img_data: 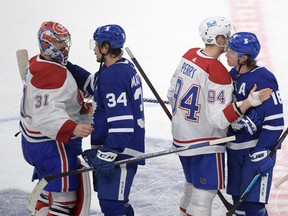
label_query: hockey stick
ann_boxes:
[16,49,29,80]
[28,136,235,211]
[143,98,169,104]
[226,127,288,216]
[274,174,288,188]
[125,47,172,120]
[15,49,29,137]
[125,46,234,211]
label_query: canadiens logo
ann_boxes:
[52,22,69,34]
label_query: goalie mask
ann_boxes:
[38,21,71,65]
[199,16,233,46]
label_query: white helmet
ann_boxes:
[199,16,232,45]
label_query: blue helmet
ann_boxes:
[93,24,126,49]
[228,32,261,60]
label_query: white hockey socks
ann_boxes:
[179,181,193,215]
[186,185,217,216]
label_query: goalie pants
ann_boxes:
[21,135,82,192]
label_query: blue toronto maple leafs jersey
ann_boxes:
[227,66,284,156]
[67,58,145,164]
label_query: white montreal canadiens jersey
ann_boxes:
[20,55,83,143]
[167,48,236,156]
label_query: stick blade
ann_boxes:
[16,49,29,80]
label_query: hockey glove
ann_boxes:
[249,150,275,176]
[231,109,262,135]
[82,148,98,162]
[82,148,117,176]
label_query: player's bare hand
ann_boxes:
[248,84,272,107]
[73,124,94,137]
[258,87,273,103]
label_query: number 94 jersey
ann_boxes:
[167,48,237,156]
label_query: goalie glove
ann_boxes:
[231,109,262,135]
[249,149,275,176]
[82,148,117,176]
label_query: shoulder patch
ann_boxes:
[30,57,67,89]
[207,61,232,85]
[182,49,232,85]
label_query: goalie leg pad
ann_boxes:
[49,191,77,216]
[73,163,91,216]
[35,207,49,216]
[33,190,49,216]
[186,185,217,216]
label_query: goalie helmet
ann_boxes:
[93,24,126,49]
[228,32,261,61]
[199,16,232,45]
[38,21,71,65]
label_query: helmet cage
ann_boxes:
[38,22,71,65]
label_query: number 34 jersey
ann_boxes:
[67,58,145,162]
[167,48,239,156]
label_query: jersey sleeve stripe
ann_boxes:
[108,128,134,133]
[264,113,284,121]
[262,125,284,131]
[107,115,134,122]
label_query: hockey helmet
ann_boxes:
[199,16,233,45]
[228,32,261,61]
[38,21,71,65]
[93,24,126,49]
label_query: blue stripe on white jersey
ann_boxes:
[20,121,52,143]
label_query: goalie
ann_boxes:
[19,21,94,216]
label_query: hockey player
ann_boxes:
[167,16,272,216]
[20,21,94,216]
[226,32,284,216]
[66,24,145,216]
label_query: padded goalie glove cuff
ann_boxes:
[249,150,275,176]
